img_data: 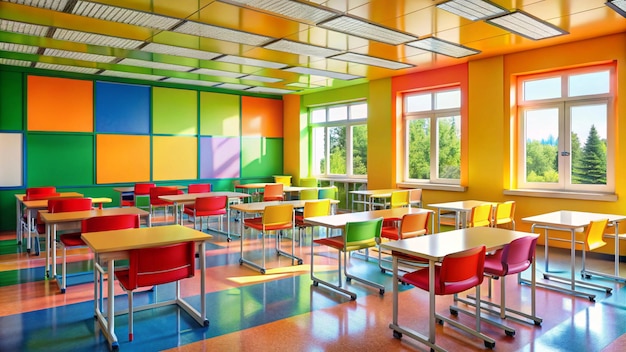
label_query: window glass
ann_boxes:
[351,125,368,175]
[406,93,431,112]
[437,115,461,179]
[523,108,559,183]
[328,126,346,174]
[311,109,326,123]
[406,119,430,179]
[570,104,607,185]
[350,103,367,120]
[435,90,461,110]
[569,71,610,97]
[311,127,325,175]
[328,106,348,121]
[523,77,561,101]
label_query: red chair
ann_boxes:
[400,246,495,348]
[34,198,93,256]
[121,183,155,207]
[149,186,183,221]
[59,214,140,293]
[378,212,430,273]
[183,196,228,232]
[115,241,196,341]
[188,183,211,193]
[22,187,59,246]
[263,183,284,201]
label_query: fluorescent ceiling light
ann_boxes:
[141,43,221,61]
[100,70,164,81]
[286,82,322,88]
[246,86,295,95]
[215,55,288,69]
[222,0,337,24]
[0,58,31,67]
[174,21,272,46]
[242,75,283,83]
[216,83,251,90]
[485,10,568,40]
[0,19,49,36]
[53,29,143,49]
[436,0,508,21]
[406,37,480,58]
[331,52,413,70]
[0,42,39,54]
[606,0,626,18]
[35,62,99,74]
[319,15,417,45]
[263,39,341,57]
[43,48,116,62]
[193,68,245,78]
[7,0,69,11]
[72,1,180,30]
[164,77,220,87]
[117,58,193,72]
[284,66,363,80]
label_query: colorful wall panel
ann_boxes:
[241,96,283,137]
[27,76,93,132]
[153,136,197,181]
[153,87,198,135]
[0,133,22,186]
[95,82,150,134]
[96,134,150,184]
[0,71,23,131]
[200,92,240,136]
[200,137,240,179]
[241,137,283,178]
[26,134,94,187]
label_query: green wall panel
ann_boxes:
[200,92,240,136]
[152,87,198,135]
[0,189,20,233]
[0,70,24,130]
[27,134,94,187]
[241,137,283,178]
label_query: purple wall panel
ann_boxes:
[200,137,240,179]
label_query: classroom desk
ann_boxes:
[234,183,268,201]
[158,191,251,239]
[349,189,402,211]
[521,210,626,301]
[381,227,537,352]
[81,225,210,350]
[39,207,151,285]
[113,185,187,206]
[15,192,84,252]
[304,207,434,299]
[428,200,493,232]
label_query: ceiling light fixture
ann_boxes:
[216,83,251,90]
[406,37,480,58]
[35,62,99,74]
[0,58,31,67]
[174,21,272,46]
[43,48,116,63]
[436,0,508,21]
[215,55,288,69]
[100,70,164,81]
[141,43,221,61]
[8,0,70,11]
[117,58,194,72]
[246,86,295,95]
[485,10,568,40]
[0,19,49,36]
[0,42,39,54]
[72,1,180,30]
[286,82,322,89]
[221,0,337,24]
[241,75,283,83]
[164,77,220,87]
[193,68,245,78]
[284,66,363,80]
[606,0,626,18]
[318,15,417,45]
[53,29,143,49]
[263,39,342,58]
[330,52,413,70]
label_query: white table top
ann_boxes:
[521,210,626,229]
[159,191,251,203]
[230,199,339,214]
[350,189,403,196]
[428,200,493,211]
[305,208,432,229]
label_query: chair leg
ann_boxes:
[128,291,134,341]
[61,246,67,293]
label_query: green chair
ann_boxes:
[318,186,337,200]
[299,188,318,200]
[299,177,318,187]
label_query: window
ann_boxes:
[403,88,461,184]
[310,101,367,177]
[517,65,614,192]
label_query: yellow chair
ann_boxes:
[295,199,331,241]
[581,218,609,274]
[468,203,493,228]
[389,190,410,208]
[299,177,318,187]
[241,204,301,274]
[273,175,292,186]
[492,201,516,230]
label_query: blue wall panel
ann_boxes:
[95,81,150,134]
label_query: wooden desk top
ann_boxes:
[16,192,83,202]
[381,227,537,261]
[159,191,252,203]
[305,208,432,229]
[235,183,270,190]
[39,207,149,224]
[23,197,112,209]
[113,185,187,193]
[427,200,494,211]
[230,199,339,214]
[521,210,626,229]
[82,225,211,253]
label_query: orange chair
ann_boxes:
[263,183,284,201]
[188,183,211,193]
[121,183,155,207]
[34,197,93,257]
[59,214,140,293]
[149,186,183,221]
[378,212,430,273]
[183,195,228,232]
[401,246,494,348]
[409,189,423,208]
[115,241,196,341]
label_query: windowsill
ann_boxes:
[397,182,466,192]
[503,189,618,201]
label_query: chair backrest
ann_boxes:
[124,241,195,290]
[262,204,294,229]
[299,178,318,187]
[345,218,383,250]
[585,218,609,251]
[188,183,211,193]
[493,201,515,227]
[497,236,538,275]
[26,186,57,197]
[48,198,93,213]
[303,199,331,218]
[438,245,486,295]
[318,186,337,200]
[390,191,410,208]
[469,203,493,227]
[399,212,430,239]
[134,183,155,195]
[82,214,141,233]
[409,189,422,207]
[150,186,183,204]
[195,195,228,211]
[263,183,284,201]
[299,188,319,200]
[273,175,291,186]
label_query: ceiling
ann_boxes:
[1,0,625,95]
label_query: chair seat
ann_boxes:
[484,251,530,276]
[314,235,377,252]
[59,232,85,247]
[244,217,292,231]
[402,266,482,295]
[381,226,400,240]
[121,200,134,206]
